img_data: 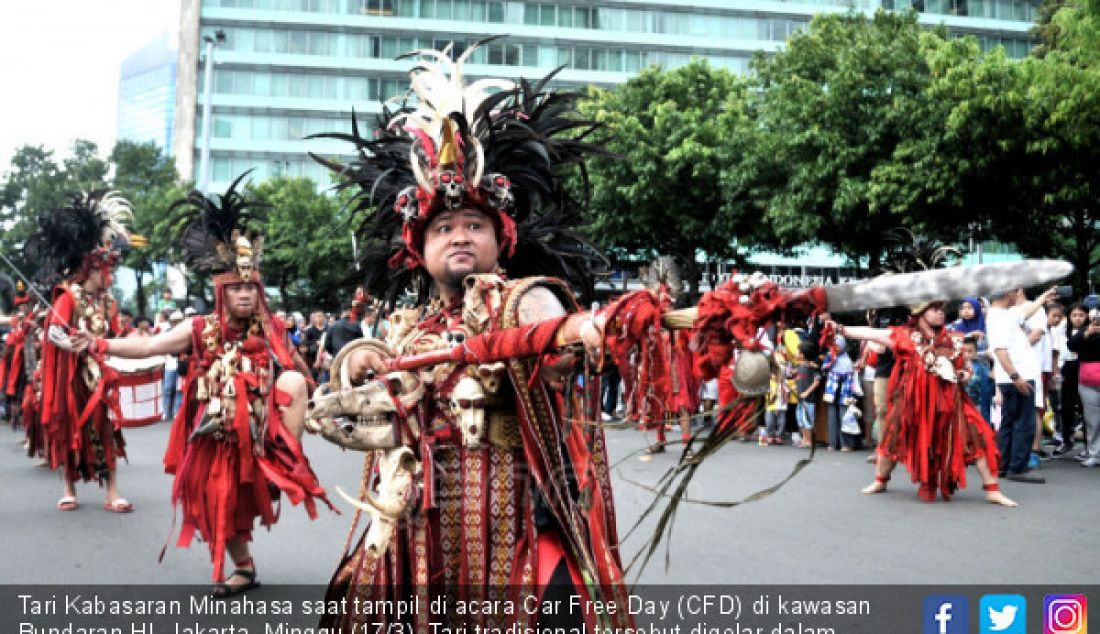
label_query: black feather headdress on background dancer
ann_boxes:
[169,171,267,284]
[310,37,612,305]
[26,191,133,288]
[166,172,295,366]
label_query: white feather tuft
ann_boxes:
[93,191,133,246]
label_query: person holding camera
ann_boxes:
[1067,310,1100,467]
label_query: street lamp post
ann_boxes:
[198,29,227,194]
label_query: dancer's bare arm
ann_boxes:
[833,324,893,349]
[69,321,193,357]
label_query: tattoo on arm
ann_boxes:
[517,286,566,326]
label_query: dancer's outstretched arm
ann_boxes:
[835,324,893,349]
[69,321,192,357]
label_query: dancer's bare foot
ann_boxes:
[984,484,1017,507]
[861,481,887,494]
[862,474,889,494]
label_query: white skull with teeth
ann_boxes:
[450,376,487,448]
[475,362,507,395]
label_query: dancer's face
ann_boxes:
[1070,307,1088,328]
[422,208,499,295]
[224,282,260,320]
[920,303,946,328]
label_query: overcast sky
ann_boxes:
[0,0,180,169]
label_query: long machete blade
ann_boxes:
[824,259,1074,313]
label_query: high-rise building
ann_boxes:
[174,0,1038,192]
[118,33,178,154]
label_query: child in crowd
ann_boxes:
[764,349,794,445]
[795,342,822,448]
[963,336,993,426]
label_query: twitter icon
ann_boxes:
[981,595,1027,634]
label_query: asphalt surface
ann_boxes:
[0,419,1096,586]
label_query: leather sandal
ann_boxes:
[212,566,260,598]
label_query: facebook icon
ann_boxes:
[924,595,970,634]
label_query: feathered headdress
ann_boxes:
[27,190,133,286]
[880,229,962,318]
[311,37,611,304]
[645,256,683,304]
[169,171,267,285]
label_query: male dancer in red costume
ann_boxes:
[71,177,332,595]
[29,192,135,513]
[1,282,33,431]
[308,42,631,632]
[836,295,1058,506]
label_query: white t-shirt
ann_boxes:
[1050,321,1068,367]
[1025,307,1051,372]
[986,305,1039,383]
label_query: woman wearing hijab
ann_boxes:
[951,297,994,423]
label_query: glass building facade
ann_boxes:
[118,34,177,153]
[178,0,1039,191]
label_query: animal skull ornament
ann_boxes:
[437,170,465,210]
[234,236,256,282]
[334,446,418,561]
[481,173,514,211]
[461,274,504,335]
[474,362,507,395]
[394,186,420,223]
[450,376,487,448]
[732,348,772,396]
[305,371,423,451]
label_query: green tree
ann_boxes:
[0,140,109,279]
[0,145,65,275]
[109,140,183,314]
[578,59,754,293]
[63,139,109,192]
[872,0,1100,292]
[1012,0,1100,291]
[868,37,1027,247]
[249,176,352,310]
[744,11,939,269]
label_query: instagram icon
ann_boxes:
[1045,595,1088,634]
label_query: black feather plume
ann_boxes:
[168,171,268,275]
[311,59,614,304]
[26,190,131,286]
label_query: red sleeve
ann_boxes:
[888,326,916,359]
[40,289,76,430]
[107,301,121,336]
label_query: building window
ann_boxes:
[539,3,556,26]
[212,158,232,181]
[213,118,233,138]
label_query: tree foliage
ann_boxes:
[110,140,185,314]
[579,59,752,291]
[248,176,353,310]
[871,0,1100,292]
[743,11,939,269]
[0,140,109,278]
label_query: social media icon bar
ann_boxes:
[980,595,1026,634]
[1045,594,1088,634]
[925,595,970,634]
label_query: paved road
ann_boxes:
[1,420,1095,586]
